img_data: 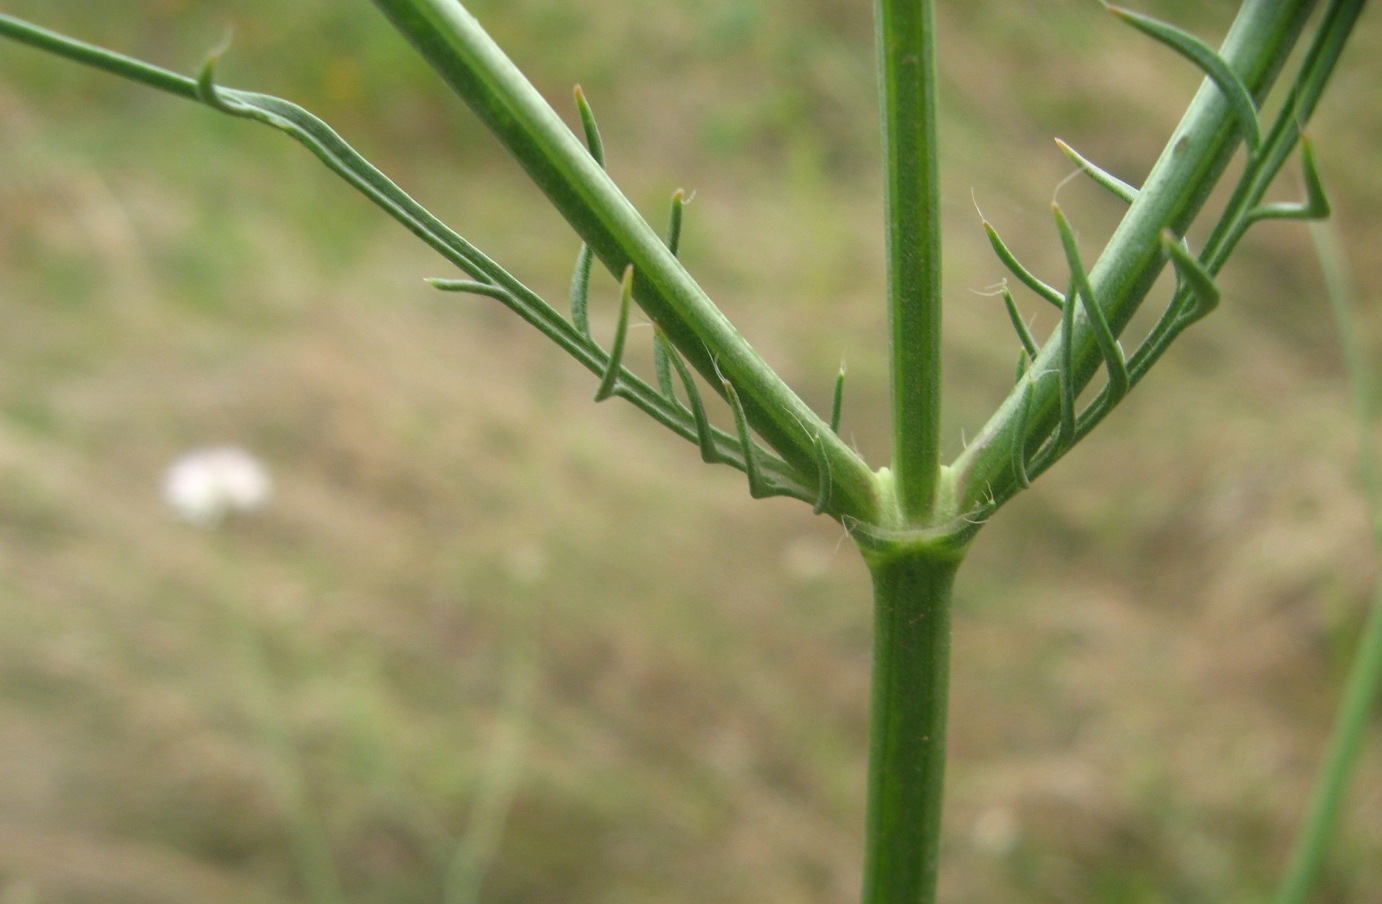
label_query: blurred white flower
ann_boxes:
[163,446,272,527]
[970,804,1020,856]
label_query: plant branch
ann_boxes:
[0,8,874,519]
[1027,0,1360,512]
[953,0,1321,515]
[369,0,882,523]
[875,0,943,525]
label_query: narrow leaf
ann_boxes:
[657,327,718,463]
[1012,376,1035,490]
[1107,3,1262,154]
[193,38,235,108]
[1162,230,1221,324]
[653,329,676,400]
[812,436,833,516]
[1001,284,1040,361]
[569,245,595,337]
[1246,134,1331,222]
[666,189,688,257]
[572,85,605,167]
[1058,278,1076,451]
[983,220,1066,309]
[1053,204,1129,404]
[426,277,510,301]
[568,86,605,338]
[830,362,847,436]
[721,372,768,499]
[594,265,635,402]
[1055,138,1139,203]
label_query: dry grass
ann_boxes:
[0,1,1379,902]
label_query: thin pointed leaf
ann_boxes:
[594,266,634,402]
[1053,204,1129,404]
[1000,284,1040,360]
[653,330,676,400]
[572,85,605,167]
[655,334,805,495]
[567,86,606,338]
[1108,3,1262,154]
[569,244,595,337]
[1055,138,1139,203]
[657,327,718,463]
[1162,230,1221,324]
[426,277,510,301]
[1246,134,1332,222]
[830,362,847,436]
[1014,349,1028,384]
[721,373,768,499]
[665,189,687,257]
[983,220,1066,309]
[1058,278,1077,451]
[1297,135,1331,218]
[194,39,234,106]
[1012,377,1035,490]
[812,437,833,516]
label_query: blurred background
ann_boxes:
[1,1,1379,902]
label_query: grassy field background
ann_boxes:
[1,1,1380,902]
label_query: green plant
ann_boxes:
[0,1,1374,902]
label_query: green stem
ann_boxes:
[1272,222,1382,904]
[860,542,963,904]
[876,0,943,524]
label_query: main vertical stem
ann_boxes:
[876,0,943,523]
[861,544,962,904]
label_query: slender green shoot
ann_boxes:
[875,0,943,524]
[1272,221,1382,904]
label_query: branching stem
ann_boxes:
[954,0,1322,514]
[369,0,882,523]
